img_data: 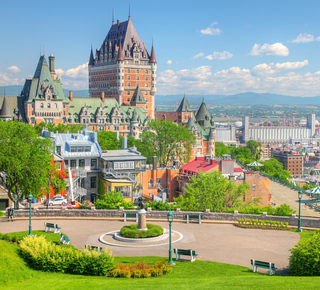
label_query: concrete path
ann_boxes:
[0,219,299,271]
[269,179,320,217]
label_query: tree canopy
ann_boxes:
[0,121,53,202]
[34,122,84,136]
[261,158,291,182]
[174,171,250,211]
[98,131,121,150]
[139,119,196,166]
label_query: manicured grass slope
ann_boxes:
[0,240,319,290]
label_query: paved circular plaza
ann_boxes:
[0,218,299,270]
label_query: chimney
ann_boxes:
[101,91,105,101]
[153,155,157,170]
[122,137,127,149]
[69,91,73,101]
[49,54,56,79]
[117,19,120,27]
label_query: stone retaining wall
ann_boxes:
[13,207,320,228]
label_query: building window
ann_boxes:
[253,184,256,191]
[157,178,161,184]
[127,91,130,95]
[56,146,61,156]
[90,176,97,188]
[54,103,57,108]
[48,103,50,108]
[136,69,139,73]
[79,159,85,167]
[127,69,130,73]
[127,82,130,87]
[145,83,148,87]
[145,70,148,74]
[40,103,44,108]
[136,76,139,80]
[91,159,97,169]
[70,160,76,168]
[145,76,148,80]
[127,98,130,102]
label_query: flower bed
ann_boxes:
[120,224,163,238]
[237,218,289,230]
[110,261,172,278]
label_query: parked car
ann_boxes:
[48,197,67,206]
[43,195,64,205]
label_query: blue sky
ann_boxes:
[2,0,320,97]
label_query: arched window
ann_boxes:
[47,103,50,108]
[40,103,44,108]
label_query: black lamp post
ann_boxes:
[167,210,175,266]
[296,190,303,232]
[28,193,34,237]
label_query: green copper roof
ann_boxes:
[177,95,191,112]
[131,85,146,104]
[23,55,67,102]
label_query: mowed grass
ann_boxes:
[0,230,319,289]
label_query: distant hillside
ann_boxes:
[0,85,89,98]
[156,92,320,106]
[1,86,320,106]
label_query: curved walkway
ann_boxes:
[0,219,299,271]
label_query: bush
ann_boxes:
[0,211,5,217]
[110,260,172,278]
[144,201,177,211]
[120,224,163,239]
[78,200,94,209]
[290,231,320,276]
[19,236,114,276]
[94,190,134,209]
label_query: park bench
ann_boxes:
[123,212,138,222]
[85,245,103,254]
[185,214,202,224]
[174,249,198,262]
[60,233,70,245]
[251,259,276,275]
[44,222,61,233]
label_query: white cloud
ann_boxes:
[6,66,21,73]
[166,60,173,65]
[205,51,233,60]
[0,71,20,86]
[250,43,289,56]
[200,22,222,35]
[290,33,320,43]
[193,51,233,60]
[252,60,308,76]
[192,53,204,59]
[157,63,320,97]
[56,62,88,90]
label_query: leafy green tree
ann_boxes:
[246,140,263,160]
[94,190,134,209]
[261,158,292,182]
[174,171,250,211]
[97,131,121,150]
[215,142,232,157]
[34,122,84,136]
[0,121,53,203]
[140,119,196,166]
[302,184,316,190]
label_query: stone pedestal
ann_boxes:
[137,208,147,231]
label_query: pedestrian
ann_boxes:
[8,206,14,222]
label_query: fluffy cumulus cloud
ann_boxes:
[290,33,320,43]
[250,43,289,56]
[56,62,88,90]
[252,60,308,76]
[193,51,233,60]
[166,60,173,65]
[0,71,20,86]
[157,62,320,97]
[199,22,222,35]
[6,66,21,73]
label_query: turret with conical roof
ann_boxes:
[196,100,212,128]
[177,94,191,112]
[89,47,94,65]
[150,44,157,63]
[0,97,12,120]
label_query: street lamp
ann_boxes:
[28,193,34,237]
[296,190,303,233]
[167,210,175,266]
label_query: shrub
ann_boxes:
[144,201,177,211]
[79,200,94,209]
[110,260,172,278]
[0,211,5,217]
[120,224,163,239]
[290,231,320,276]
[19,236,114,276]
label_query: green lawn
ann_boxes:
[0,230,319,289]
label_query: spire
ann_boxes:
[149,42,157,63]
[128,4,131,21]
[131,85,146,104]
[117,41,124,61]
[177,94,191,112]
[0,97,12,118]
[89,46,94,65]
